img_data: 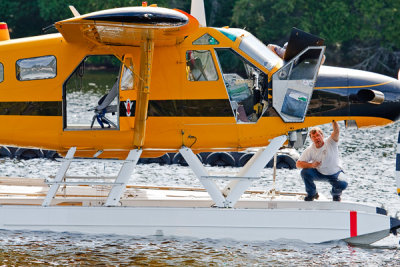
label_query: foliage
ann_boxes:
[232,0,400,76]
[0,0,399,76]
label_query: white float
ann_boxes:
[0,135,398,245]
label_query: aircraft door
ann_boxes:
[119,54,135,120]
[272,47,325,122]
[215,48,269,123]
[63,55,121,130]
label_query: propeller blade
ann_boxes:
[190,0,206,27]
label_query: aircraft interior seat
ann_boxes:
[91,78,119,128]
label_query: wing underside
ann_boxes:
[55,6,199,46]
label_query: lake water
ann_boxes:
[0,121,399,265]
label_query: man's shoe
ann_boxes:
[333,196,341,202]
[304,193,319,201]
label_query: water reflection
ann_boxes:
[0,230,398,266]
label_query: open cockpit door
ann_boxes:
[272,46,325,122]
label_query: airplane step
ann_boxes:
[200,175,261,180]
[46,181,124,186]
[56,158,133,163]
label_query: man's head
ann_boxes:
[309,127,324,148]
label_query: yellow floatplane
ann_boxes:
[0,1,399,244]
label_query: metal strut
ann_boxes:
[180,135,287,208]
[42,147,142,207]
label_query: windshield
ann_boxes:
[217,28,280,71]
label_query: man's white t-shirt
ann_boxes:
[299,136,342,175]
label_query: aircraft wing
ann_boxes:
[55,6,199,46]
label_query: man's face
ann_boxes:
[310,131,324,148]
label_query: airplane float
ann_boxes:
[0,1,399,245]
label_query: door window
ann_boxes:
[272,47,325,122]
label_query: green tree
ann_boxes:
[0,0,46,38]
[232,0,400,76]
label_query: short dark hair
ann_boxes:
[309,127,323,137]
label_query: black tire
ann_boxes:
[0,146,12,158]
[265,154,297,169]
[43,150,61,159]
[172,153,203,166]
[205,152,235,167]
[238,153,254,167]
[276,154,297,169]
[143,153,171,165]
[14,148,44,160]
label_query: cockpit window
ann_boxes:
[186,50,218,81]
[217,28,279,71]
[0,63,3,83]
[215,48,268,123]
[193,33,219,45]
[239,34,280,71]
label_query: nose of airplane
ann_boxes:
[312,65,400,124]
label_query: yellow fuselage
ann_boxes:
[0,27,393,158]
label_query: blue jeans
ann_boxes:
[300,168,347,197]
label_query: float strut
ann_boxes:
[42,147,76,206]
[105,149,142,206]
[180,135,287,208]
[223,135,287,205]
[180,147,226,207]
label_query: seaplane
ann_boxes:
[0,0,399,245]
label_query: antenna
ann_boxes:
[190,0,206,27]
[69,5,81,17]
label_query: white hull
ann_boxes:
[0,202,392,245]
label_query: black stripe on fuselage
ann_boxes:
[119,99,233,117]
[0,93,397,122]
[0,101,62,116]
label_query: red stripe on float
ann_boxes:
[0,24,8,29]
[350,211,357,237]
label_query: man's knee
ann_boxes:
[300,168,315,179]
[339,180,348,190]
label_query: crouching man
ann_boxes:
[296,120,348,201]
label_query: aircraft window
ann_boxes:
[193,34,219,45]
[0,63,3,83]
[120,66,134,90]
[215,48,268,123]
[186,50,218,81]
[63,55,121,130]
[16,55,56,81]
[239,34,280,71]
[217,28,248,42]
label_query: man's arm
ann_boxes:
[296,160,321,169]
[331,120,339,142]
